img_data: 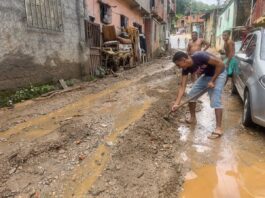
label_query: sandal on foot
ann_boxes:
[208,132,223,139]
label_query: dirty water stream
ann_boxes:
[179,92,265,198]
[1,59,265,197]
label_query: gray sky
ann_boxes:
[195,0,225,5]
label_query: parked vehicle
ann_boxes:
[233,28,265,127]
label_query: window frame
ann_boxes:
[100,2,112,24]
[25,0,64,32]
[261,30,265,60]
[120,15,129,28]
[240,34,257,58]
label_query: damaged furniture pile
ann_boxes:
[101,25,146,72]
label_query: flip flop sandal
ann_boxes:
[208,132,223,139]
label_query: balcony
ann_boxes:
[123,0,150,15]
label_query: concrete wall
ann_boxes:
[0,0,88,91]
[135,0,150,13]
[216,1,235,49]
[204,12,216,45]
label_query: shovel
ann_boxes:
[164,87,209,121]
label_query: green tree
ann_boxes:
[176,0,216,15]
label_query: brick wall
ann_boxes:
[0,0,89,91]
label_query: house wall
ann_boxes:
[204,11,217,46]
[0,0,88,91]
[85,0,145,34]
[252,0,265,25]
[216,1,235,50]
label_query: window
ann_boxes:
[120,15,129,28]
[100,3,112,24]
[241,34,257,57]
[241,35,253,52]
[150,0,155,8]
[25,0,63,32]
[133,22,142,33]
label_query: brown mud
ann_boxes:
[1,57,265,198]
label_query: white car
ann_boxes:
[233,28,265,128]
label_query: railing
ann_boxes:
[84,21,101,48]
[252,0,265,23]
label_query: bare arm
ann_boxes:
[187,42,192,55]
[174,75,188,105]
[207,56,225,84]
[202,39,210,51]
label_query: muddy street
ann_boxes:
[0,59,265,198]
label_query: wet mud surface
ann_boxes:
[1,58,265,198]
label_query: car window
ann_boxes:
[261,30,265,60]
[241,34,253,52]
[243,35,257,58]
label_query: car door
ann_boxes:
[234,34,256,97]
[234,34,253,97]
[239,34,257,85]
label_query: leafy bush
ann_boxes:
[0,84,56,107]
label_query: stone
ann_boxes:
[106,141,114,147]
[59,149,65,154]
[9,167,17,174]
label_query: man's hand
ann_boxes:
[172,103,180,112]
[208,81,215,88]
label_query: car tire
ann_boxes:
[242,90,253,127]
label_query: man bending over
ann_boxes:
[172,51,226,139]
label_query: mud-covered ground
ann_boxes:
[0,58,188,197]
[1,57,265,198]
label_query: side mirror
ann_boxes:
[236,53,253,65]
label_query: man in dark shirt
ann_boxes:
[171,51,226,139]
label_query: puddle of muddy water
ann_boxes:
[180,92,265,198]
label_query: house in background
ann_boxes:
[201,8,222,47]
[0,0,174,91]
[175,14,205,37]
[215,0,252,50]
[0,0,90,91]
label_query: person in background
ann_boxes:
[222,30,238,84]
[187,31,210,82]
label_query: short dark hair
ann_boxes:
[192,31,198,35]
[223,30,231,35]
[172,51,188,63]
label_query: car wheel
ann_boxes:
[242,90,253,127]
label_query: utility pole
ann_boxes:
[190,0,193,33]
[213,0,221,47]
[250,0,254,26]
